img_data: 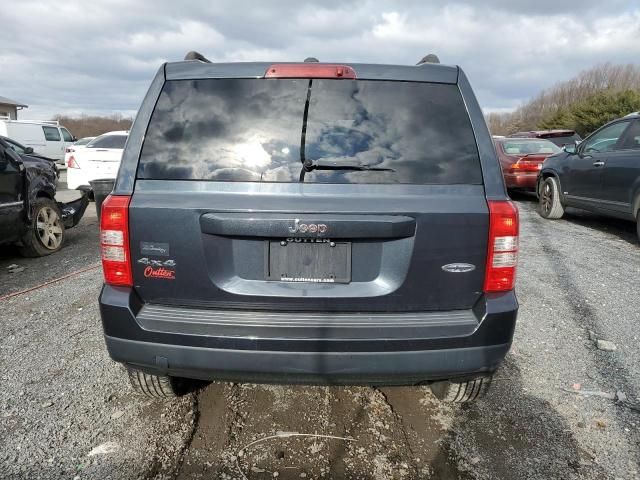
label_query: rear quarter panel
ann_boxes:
[457,70,508,201]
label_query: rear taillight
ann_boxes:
[100,195,132,287]
[484,200,519,292]
[67,155,80,169]
[509,159,543,173]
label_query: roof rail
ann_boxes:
[184,51,211,63]
[416,54,440,65]
[0,118,60,126]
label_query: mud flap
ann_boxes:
[58,192,89,229]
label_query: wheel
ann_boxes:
[19,198,65,257]
[538,177,565,219]
[126,367,185,399]
[429,376,492,403]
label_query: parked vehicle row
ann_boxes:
[494,114,640,241]
[0,117,76,163]
[536,112,640,240]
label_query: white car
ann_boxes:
[66,131,128,191]
[0,117,75,163]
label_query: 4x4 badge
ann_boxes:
[138,257,176,267]
[442,263,475,273]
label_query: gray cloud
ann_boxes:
[0,0,638,119]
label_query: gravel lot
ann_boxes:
[1,185,638,479]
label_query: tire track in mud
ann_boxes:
[176,384,469,479]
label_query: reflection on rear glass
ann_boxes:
[138,78,482,185]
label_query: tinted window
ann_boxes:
[74,137,94,146]
[501,140,560,155]
[60,128,73,142]
[582,121,630,153]
[87,135,127,149]
[138,79,482,184]
[4,137,26,154]
[42,126,61,141]
[620,120,640,150]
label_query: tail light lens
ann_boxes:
[67,155,79,169]
[484,200,519,292]
[100,195,132,287]
[509,159,543,173]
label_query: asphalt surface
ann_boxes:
[1,184,639,479]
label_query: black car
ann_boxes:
[538,113,640,240]
[0,136,88,256]
[98,53,519,403]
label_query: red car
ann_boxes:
[493,137,561,191]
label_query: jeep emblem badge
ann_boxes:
[442,263,476,273]
[288,219,327,235]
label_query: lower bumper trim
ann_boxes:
[105,335,510,385]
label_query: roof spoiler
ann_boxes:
[184,51,212,63]
[416,54,440,65]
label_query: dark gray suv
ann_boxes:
[98,54,519,402]
[538,112,640,241]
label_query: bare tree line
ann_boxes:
[487,63,640,135]
[53,113,133,139]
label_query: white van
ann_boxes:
[0,117,75,163]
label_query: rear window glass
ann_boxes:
[87,135,127,149]
[501,140,560,155]
[137,79,482,184]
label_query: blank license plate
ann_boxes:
[267,240,351,283]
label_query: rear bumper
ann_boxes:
[99,286,517,385]
[504,172,538,190]
[65,168,90,191]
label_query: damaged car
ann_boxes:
[0,136,88,256]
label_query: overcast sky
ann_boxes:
[1,0,639,120]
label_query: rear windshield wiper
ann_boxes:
[299,159,395,182]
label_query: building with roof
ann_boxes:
[0,96,28,120]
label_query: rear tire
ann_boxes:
[430,376,492,403]
[19,198,65,257]
[538,177,564,219]
[126,367,184,399]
